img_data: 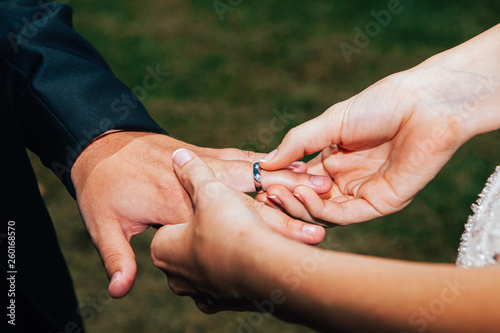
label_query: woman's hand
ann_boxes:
[72,133,329,298]
[150,153,500,333]
[151,149,286,313]
[258,25,500,225]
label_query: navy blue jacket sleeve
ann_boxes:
[0,0,168,197]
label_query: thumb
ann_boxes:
[172,149,225,207]
[91,219,137,298]
[259,101,349,170]
[151,223,189,272]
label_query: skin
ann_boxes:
[153,149,500,332]
[258,24,500,226]
[151,24,500,331]
[71,132,333,298]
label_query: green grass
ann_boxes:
[30,0,500,331]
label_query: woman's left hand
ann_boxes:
[150,149,291,312]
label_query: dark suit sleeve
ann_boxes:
[0,0,168,197]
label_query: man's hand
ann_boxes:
[71,132,331,298]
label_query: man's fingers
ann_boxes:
[208,158,332,194]
[259,101,350,170]
[91,219,137,298]
[262,168,333,195]
[201,147,266,163]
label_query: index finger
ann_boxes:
[259,101,350,170]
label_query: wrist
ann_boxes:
[71,131,138,193]
[230,229,288,301]
[413,26,500,140]
[231,228,319,305]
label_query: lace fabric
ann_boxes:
[457,166,500,268]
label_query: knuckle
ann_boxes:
[284,217,299,234]
[220,147,255,161]
[198,180,223,197]
[285,126,299,141]
[102,252,129,271]
[182,162,206,178]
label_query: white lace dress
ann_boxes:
[457,166,500,267]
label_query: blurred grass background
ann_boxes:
[29,0,500,331]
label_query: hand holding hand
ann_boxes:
[151,149,287,313]
[259,58,495,225]
[71,132,330,298]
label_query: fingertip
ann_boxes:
[301,224,326,244]
[267,195,283,207]
[286,161,307,173]
[293,192,305,204]
[310,175,334,195]
[255,192,267,202]
[172,148,194,167]
[108,277,133,299]
[108,271,123,298]
[259,149,277,163]
[259,148,290,170]
[108,263,136,298]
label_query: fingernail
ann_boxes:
[311,175,326,187]
[259,149,277,163]
[172,148,194,167]
[302,224,319,237]
[267,195,282,206]
[110,271,122,287]
[294,193,305,204]
[289,161,304,172]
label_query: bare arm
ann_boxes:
[236,233,500,332]
[257,24,500,226]
[71,132,332,298]
[152,149,500,333]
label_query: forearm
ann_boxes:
[239,234,500,332]
[414,23,500,141]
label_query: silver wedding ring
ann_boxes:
[253,162,264,193]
